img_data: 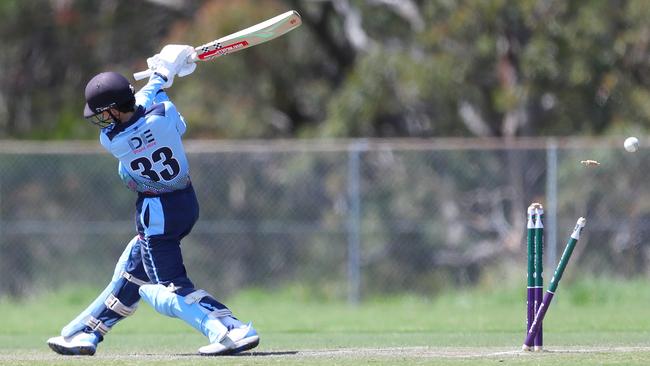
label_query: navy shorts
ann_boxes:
[133,184,199,293]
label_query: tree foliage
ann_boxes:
[1,0,650,139]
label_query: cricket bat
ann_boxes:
[133,10,302,80]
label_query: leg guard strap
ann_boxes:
[183,289,211,304]
[208,309,233,318]
[185,289,233,318]
[122,271,149,286]
[104,293,137,317]
[86,316,110,336]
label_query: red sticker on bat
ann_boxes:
[198,41,250,60]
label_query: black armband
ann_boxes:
[153,72,168,82]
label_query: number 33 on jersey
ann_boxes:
[100,99,191,195]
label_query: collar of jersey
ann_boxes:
[103,105,146,140]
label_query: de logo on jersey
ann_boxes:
[129,129,156,153]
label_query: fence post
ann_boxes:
[545,138,558,274]
[346,140,365,304]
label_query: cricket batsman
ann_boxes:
[46,45,259,356]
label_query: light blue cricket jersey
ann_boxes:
[99,75,191,194]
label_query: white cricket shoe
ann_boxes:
[47,332,99,356]
[198,322,259,356]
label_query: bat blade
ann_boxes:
[194,10,301,61]
[133,10,301,80]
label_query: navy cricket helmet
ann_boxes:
[83,72,135,124]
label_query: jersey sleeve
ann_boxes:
[99,131,111,151]
[142,80,186,135]
[153,90,170,104]
[134,74,166,110]
[177,114,187,136]
[164,102,187,136]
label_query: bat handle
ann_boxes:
[133,69,153,81]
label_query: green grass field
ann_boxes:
[2,279,650,365]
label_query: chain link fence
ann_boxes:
[1,138,648,301]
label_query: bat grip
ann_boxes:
[133,69,153,81]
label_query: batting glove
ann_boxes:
[147,45,195,88]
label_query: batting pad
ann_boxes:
[139,284,229,344]
[61,236,139,337]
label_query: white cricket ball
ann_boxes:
[624,137,639,152]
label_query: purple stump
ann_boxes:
[534,286,543,349]
[527,287,535,335]
[523,291,555,349]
